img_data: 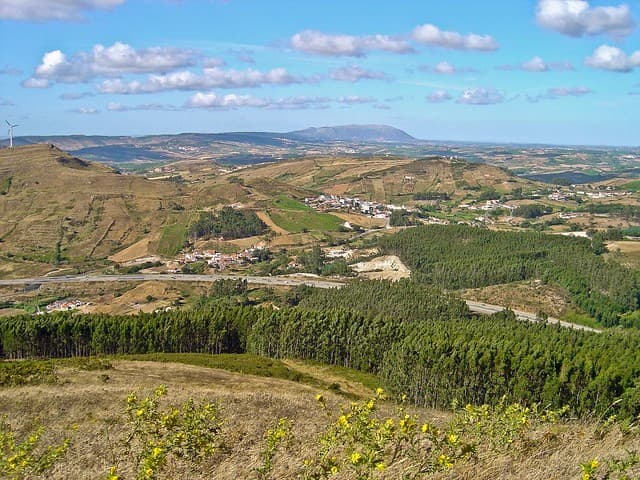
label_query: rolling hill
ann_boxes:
[0,145,184,276]
[0,144,537,276]
[7,125,418,166]
[239,155,533,203]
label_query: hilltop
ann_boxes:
[0,145,184,276]
[240,155,532,203]
[286,124,415,142]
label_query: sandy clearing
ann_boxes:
[350,255,411,281]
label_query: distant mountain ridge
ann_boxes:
[11,124,416,148]
[286,124,415,142]
[4,124,418,166]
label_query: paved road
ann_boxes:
[0,274,600,332]
[466,300,601,333]
[0,274,345,290]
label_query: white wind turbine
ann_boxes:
[6,120,18,148]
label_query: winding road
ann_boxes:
[0,274,600,333]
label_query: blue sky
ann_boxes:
[0,0,639,145]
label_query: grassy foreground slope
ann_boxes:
[1,356,640,479]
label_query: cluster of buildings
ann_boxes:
[547,186,632,202]
[304,194,410,218]
[179,246,265,270]
[459,200,516,213]
[44,299,88,313]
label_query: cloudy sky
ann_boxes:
[0,0,639,145]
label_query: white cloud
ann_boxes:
[548,86,592,96]
[185,93,378,110]
[336,95,376,104]
[522,56,549,72]
[0,0,124,21]
[186,92,268,109]
[24,42,197,86]
[585,44,640,71]
[497,57,574,72]
[106,102,180,112]
[70,107,99,114]
[433,61,456,74]
[426,90,453,103]
[290,30,413,56]
[22,78,50,88]
[536,0,634,37]
[457,88,503,105]
[527,86,593,102]
[187,93,330,110]
[98,67,303,94]
[412,24,499,51]
[419,61,476,74]
[329,65,387,82]
[521,56,575,71]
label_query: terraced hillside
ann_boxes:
[0,145,184,276]
[240,156,534,203]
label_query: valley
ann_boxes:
[2,136,640,480]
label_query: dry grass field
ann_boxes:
[240,156,532,203]
[0,145,183,275]
[607,240,640,268]
[460,280,569,317]
[1,358,639,480]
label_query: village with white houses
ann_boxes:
[171,246,267,271]
[304,194,412,218]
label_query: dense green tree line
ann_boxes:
[298,280,470,322]
[4,281,640,418]
[188,206,267,239]
[580,203,640,220]
[513,204,551,218]
[379,225,640,327]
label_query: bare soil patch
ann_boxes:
[351,255,411,281]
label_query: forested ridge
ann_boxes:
[379,225,640,327]
[3,281,640,419]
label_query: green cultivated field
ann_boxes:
[268,195,344,232]
[271,195,313,211]
[157,220,188,256]
[269,210,343,233]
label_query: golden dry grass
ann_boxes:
[1,360,639,479]
[0,145,181,275]
[239,157,530,203]
[460,280,569,317]
[108,236,155,263]
[607,240,640,268]
[85,280,181,315]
